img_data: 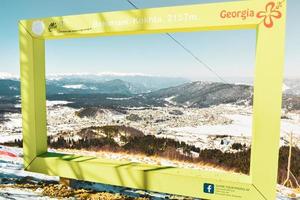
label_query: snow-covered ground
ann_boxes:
[169,114,300,137]
[46,101,72,107]
[0,146,58,199]
[1,102,299,150]
[0,188,57,200]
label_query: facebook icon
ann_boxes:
[203,183,215,194]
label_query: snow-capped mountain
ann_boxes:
[0,72,189,95]
[144,81,253,107]
[0,72,299,110]
[47,72,158,80]
[0,72,18,80]
[46,72,189,92]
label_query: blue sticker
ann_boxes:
[203,183,215,194]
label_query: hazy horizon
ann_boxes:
[1,71,299,81]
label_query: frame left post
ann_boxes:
[19,22,47,169]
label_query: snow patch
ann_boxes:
[62,84,86,89]
[164,96,176,105]
[46,100,72,107]
[106,97,132,100]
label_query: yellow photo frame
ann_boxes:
[19,0,286,199]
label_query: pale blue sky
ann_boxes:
[0,0,299,80]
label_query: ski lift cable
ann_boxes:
[126,0,139,9]
[125,0,228,84]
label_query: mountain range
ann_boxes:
[0,73,188,95]
[144,81,253,107]
[0,73,299,111]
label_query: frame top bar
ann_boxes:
[19,0,272,40]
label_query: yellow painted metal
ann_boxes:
[19,23,47,168]
[20,1,264,39]
[250,2,287,199]
[28,152,264,200]
[19,0,287,199]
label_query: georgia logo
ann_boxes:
[256,2,282,28]
[219,1,284,28]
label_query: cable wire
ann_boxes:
[125,0,228,83]
[126,0,139,9]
